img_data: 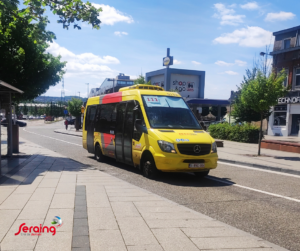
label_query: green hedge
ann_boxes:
[208,123,260,143]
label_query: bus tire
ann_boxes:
[142,155,158,179]
[194,170,209,178]
[95,144,105,162]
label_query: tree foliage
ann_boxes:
[231,68,271,123]
[0,0,102,102]
[68,98,82,117]
[133,75,151,85]
[241,69,288,155]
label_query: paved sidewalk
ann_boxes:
[218,140,300,175]
[0,138,288,251]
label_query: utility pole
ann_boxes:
[78,92,80,98]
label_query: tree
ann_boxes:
[133,75,151,85]
[209,106,227,118]
[68,98,82,131]
[23,104,28,115]
[241,69,288,155]
[0,0,102,102]
[231,68,271,123]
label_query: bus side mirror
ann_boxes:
[135,119,148,134]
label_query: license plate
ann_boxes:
[189,163,205,168]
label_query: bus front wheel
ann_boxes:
[95,144,105,162]
[142,155,158,179]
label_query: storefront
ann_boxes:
[268,96,300,136]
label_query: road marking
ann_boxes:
[218,161,300,179]
[206,176,300,203]
[23,128,82,147]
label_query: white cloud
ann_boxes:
[213,3,245,26]
[265,11,295,22]
[215,60,233,66]
[225,71,239,75]
[92,3,134,25]
[215,60,247,67]
[47,41,119,78]
[174,59,182,65]
[114,31,128,37]
[213,26,273,47]
[192,61,201,65]
[240,2,259,10]
[234,60,247,66]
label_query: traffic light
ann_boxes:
[81,106,85,114]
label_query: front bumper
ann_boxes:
[153,152,218,172]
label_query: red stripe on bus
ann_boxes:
[103,133,115,148]
[102,92,122,104]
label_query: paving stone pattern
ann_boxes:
[0,139,288,251]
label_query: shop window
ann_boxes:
[273,112,286,126]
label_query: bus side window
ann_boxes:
[89,106,97,124]
[94,105,101,132]
[133,102,145,142]
[99,104,116,134]
[84,107,90,130]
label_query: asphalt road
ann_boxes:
[19,120,300,251]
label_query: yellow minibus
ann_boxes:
[83,84,218,179]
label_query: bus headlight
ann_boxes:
[211,142,217,153]
[157,140,177,153]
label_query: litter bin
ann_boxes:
[12,124,19,153]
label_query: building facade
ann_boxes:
[89,73,135,97]
[268,25,300,136]
[145,68,205,99]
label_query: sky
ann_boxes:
[44,0,300,99]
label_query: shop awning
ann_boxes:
[187,99,230,106]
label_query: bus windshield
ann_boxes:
[142,95,201,129]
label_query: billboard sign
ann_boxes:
[170,74,199,98]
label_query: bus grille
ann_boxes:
[177,144,211,156]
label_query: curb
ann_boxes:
[218,158,300,176]
[54,129,82,137]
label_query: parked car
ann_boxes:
[45,116,54,121]
[22,115,28,120]
[1,118,27,127]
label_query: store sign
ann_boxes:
[163,56,173,66]
[170,74,199,98]
[278,97,300,104]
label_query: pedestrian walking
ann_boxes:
[64,119,68,130]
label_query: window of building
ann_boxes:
[283,69,289,87]
[296,68,300,87]
[284,39,291,49]
[273,112,286,126]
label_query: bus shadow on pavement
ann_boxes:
[93,157,234,188]
[0,155,95,186]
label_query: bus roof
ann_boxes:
[119,84,164,92]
